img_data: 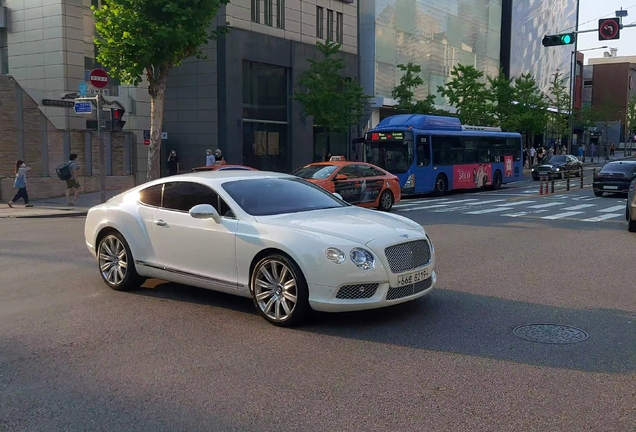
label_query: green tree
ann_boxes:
[626,95,636,136]
[546,70,570,141]
[487,69,517,131]
[513,73,549,148]
[438,64,491,125]
[391,62,439,115]
[294,41,369,154]
[93,0,230,181]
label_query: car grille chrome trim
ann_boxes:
[384,239,431,273]
[336,283,379,299]
[386,277,433,301]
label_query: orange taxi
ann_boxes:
[290,157,401,211]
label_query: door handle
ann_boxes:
[154,219,167,226]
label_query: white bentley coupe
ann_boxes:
[84,171,436,326]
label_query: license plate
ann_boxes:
[396,268,429,287]
[539,172,549,175]
[604,186,619,190]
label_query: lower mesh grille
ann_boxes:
[386,277,433,301]
[336,283,379,299]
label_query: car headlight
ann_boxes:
[425,233,435,253]
[325,247,346,264]
[531,168,536,172]
[555,167,560,171]
[350,248,375,270]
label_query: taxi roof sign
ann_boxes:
[329,156,346,161]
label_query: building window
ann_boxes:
[91,0,99,9]
[276,0,285,29]
[242,61,289,172]
[327,9,334,41]
[0,47,8,75]
[336,12,343,43]
[316,6,324,38]
[251,0,260,23]
[264,0,272,26]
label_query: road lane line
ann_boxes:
[562,204,596,210]
[463,199,506,206]
[581,213,623,222]
[398,204,449,211]
[598,205,625,213]
[465,207,514,215]
[528,202,564,209]
[540,211,584,220]
[502,212,528,217]
[495,200,536,206]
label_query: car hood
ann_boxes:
[254,207,424,243]
[535,163,564,170]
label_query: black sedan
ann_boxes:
[531,155,583,180]
[593,161,636,197]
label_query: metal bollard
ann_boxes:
[566,171,570,191]
[551,176,555,194]
[581,168,584,188]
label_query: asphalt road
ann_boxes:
[1,208,635,431]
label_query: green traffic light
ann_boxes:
[561,34,572,44]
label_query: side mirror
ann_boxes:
[334,174,347,181]
[189,204,222,223]
[333,192,343,200]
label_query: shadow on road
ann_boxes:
[129,280,636,375]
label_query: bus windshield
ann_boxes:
[364,140,413,174]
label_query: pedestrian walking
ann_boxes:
[214,149,226,165]
[578,145,584,161]
[530,146,536,166]
[7,160,33,208]
[590,143,596,162]
[206,149,215,166]
[167,149,179,176]
[609,142,615,157]
[65,154,81,206]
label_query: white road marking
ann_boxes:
[394,198,452,207]
[465,207,514,215]
[528,202,565,209]
[598,205,625,213]
[562,204,596,210]
[502,212,528,217]
[443,199,480,204]
[581,213,623,222]
[398,204,449,212]
[541,211,584,220]
[495,200,536,206]
[463,199,507,206]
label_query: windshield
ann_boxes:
[222,177,347,216]
[545,156,567,164]
[363,141,413,174]
[600,163,636,174]
[291,164,338,179]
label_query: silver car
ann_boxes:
[627,178,636,232]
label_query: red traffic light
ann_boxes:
[598,18,620,40]
[112,108,125,120]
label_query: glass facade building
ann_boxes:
[509,0,578,95]
[360,0,503,111]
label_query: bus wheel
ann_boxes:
[378,190,394,212]
[492,170,502,190]
[433,174,447,197]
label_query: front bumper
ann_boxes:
[308,270,437,313]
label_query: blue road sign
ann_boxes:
[74,101,92,114]
[79,83,88,97]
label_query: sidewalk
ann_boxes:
[0,188,127,219]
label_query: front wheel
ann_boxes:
[594,190,604,197]
[97,232,144,291]
[378,190,394,212]
[433,174,448,197]
[251,254,310,327]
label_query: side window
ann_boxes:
[139,184,163,207]
[358,165,381,177]
[432,135,460,165]
[219,198,236,218]
[162,182,220,213]
[416,136,431,167]
[337,165,358,179]
[462,137,478,164]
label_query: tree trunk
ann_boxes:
[147,80,167,181]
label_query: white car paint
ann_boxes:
[84,171,436,316]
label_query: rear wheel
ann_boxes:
[628,205,636,232]
[378,190,394,212]
[491,170,503,190]
[594,190,604,197]
[433,174,447,197]
[97,232,145,291]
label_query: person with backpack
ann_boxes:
[7,160,33,208]
[56,154,81,206]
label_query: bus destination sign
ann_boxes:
[367,131,405,141]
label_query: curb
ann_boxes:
[3,211,88,219]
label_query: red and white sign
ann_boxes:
[143,139,150,146]
[89,69,109,89]
[504,155,514,177]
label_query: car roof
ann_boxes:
[606,160,636,165]
[301,161,376,167]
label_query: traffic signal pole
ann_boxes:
[74,95,106,204]
[568,0,581,156]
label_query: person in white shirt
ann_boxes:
[529,146,536,166]
[206,149,216,166]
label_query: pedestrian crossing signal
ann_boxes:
[542,33,576,47]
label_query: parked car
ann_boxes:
[189,164,257,172]
[84,171,436,326]
[531,155,583,180]
[626,178,636,232]
[290,158,401,212]
[593,161,636,197]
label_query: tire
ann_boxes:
[97,232,145,291]
[594,190,604,197]
[433,174,448,197]
[491,170,503,190]
[250,254,310,327]
[378,189,394,212]
[628,206,636,232]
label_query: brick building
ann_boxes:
[0,74,134,201]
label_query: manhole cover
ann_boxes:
[513,324,589,344]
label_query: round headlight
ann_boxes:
[325,247,346,264]
[350,248,375,270]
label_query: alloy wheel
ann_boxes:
[381,191,393,210]
[253,259,298,322]
[98,235,128,285]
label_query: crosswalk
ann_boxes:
[393,191,627,223]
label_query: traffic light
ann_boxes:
[111,108,126,131]
[542,33,576,47]
[598,18,620,40]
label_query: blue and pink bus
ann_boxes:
[362,114,523,196]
